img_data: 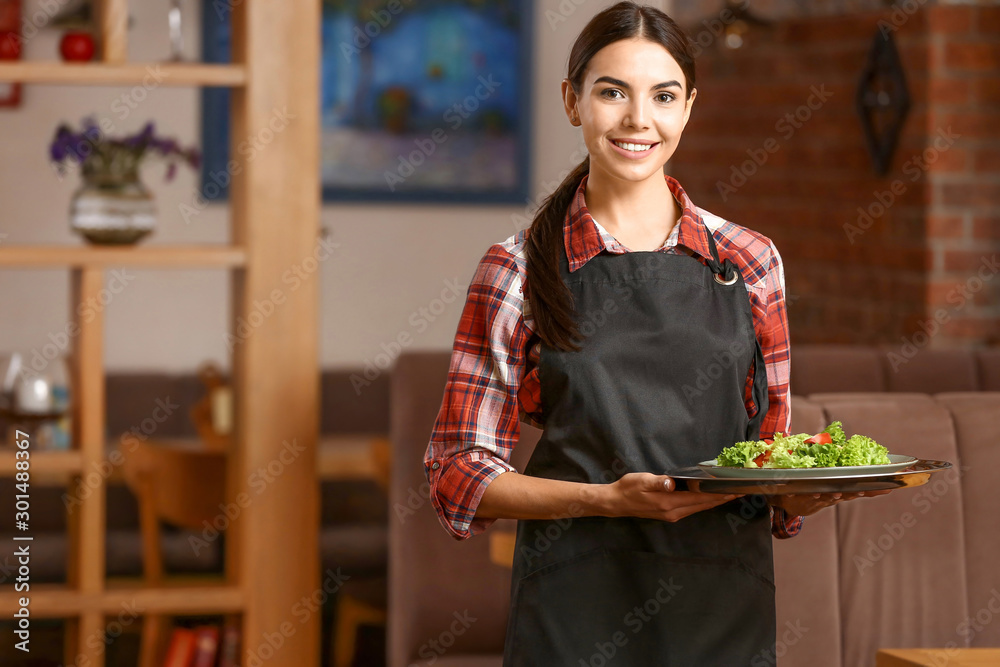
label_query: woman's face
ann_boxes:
[563,37,696,183]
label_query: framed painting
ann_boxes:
[200,0,533,204]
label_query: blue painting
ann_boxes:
[201,0,532,204]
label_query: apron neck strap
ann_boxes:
[701,219,726,276]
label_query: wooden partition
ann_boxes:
[0,1,322,665]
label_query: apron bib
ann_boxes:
[502,221,775,666]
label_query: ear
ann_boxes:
[562,78,580,124]
[681,87,697,130]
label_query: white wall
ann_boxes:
[0,0,667,373]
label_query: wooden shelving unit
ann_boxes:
[0,582,245,618]
[0,62,246,86]
[0,2,321,665]
[0,245,247,267]
[0,449,83,477]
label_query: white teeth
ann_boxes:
[613,140,653,152]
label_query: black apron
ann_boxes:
[502,218,775,666]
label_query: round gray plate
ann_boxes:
[669,458,952,495]
[697,453,918,479]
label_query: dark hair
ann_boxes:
[525,2,696,352]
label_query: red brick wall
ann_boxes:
[925,4,1000,344]
[672,3,1000,346]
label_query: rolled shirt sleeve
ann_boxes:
[424,243,531,540]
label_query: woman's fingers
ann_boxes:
[664,497,739,521]
[613,473,745,521]
[659,492,742,521]
[665,490,741,504]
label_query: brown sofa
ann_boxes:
[790,344,1000,395]
[390,351,1000,667]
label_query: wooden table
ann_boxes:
[877,649,1000,666]
[109,434,387,483]
[5,434,389,486]
[489,529,516,567]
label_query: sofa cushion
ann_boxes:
[816,395,968,666]
[880,347,980,393]
[931,393,1000,648]
[789,395,826,434]
[976,349,1000,391]
[791,344,886,395]
[806,392,936,406]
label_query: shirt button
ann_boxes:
[431,462,440,470]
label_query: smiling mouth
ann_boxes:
[610,139,659,153]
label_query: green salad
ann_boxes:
[716,421,890,469]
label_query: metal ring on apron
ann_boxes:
[714,268,739,285]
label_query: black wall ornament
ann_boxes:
[855,29,911,175]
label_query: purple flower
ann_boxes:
[82,116,100,135]
[49,117,201,182]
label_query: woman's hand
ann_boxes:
[768,489,893,516]
[603,472,742,522]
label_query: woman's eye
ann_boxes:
[657,93,675,103]
[601,88,624,99]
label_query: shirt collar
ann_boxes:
[563,172,715,273]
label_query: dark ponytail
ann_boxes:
[525,2,697,352]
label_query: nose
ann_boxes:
[624,98,649,129]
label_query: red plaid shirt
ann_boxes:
[425,172,801,541]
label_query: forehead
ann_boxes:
[584,38,686,91]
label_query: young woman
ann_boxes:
[424,3,881,664]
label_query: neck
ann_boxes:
[583,169,681,239]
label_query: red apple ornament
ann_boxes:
[60,31,95,62]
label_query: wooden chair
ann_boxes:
[118,439,228,667]
[189,361,232,450]
[331,436,390,667]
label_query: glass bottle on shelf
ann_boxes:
[0,352,72,450]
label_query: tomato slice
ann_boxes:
[804,432,833,445]
[753,450,772,467]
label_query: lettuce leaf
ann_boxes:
[839,434,890,466]
[717,439,768,467]
[823,420,847,446]
[764,447,817,468]
[805,443,842,467]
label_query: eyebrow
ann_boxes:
[593,75,682,91]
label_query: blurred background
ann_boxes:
[0,0,997,666]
